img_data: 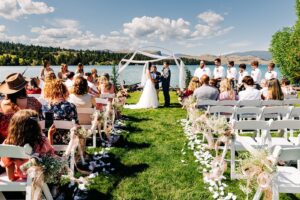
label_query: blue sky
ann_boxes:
[0,0,297,55]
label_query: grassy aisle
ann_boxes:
[89,92,299,200]
[105,91,210,199]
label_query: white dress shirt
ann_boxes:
[264,70,277,80]
[65,79,73,89]
[213,66,225,79]
[251,68,262,84]
[239,87,261,100]
[226,67,237,80]
[194,67,211,79]
[238,71,249,84]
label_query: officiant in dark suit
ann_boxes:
[151,65,161,100]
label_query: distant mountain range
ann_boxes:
[178,50,272,65]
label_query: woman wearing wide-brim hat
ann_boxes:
[0,73,42,114]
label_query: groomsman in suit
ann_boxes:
[161,61,171,107]
[151,65,161,100]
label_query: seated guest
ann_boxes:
[68,77,96,108]
[57,63,69,81]
[98,75,115,95]
[75,63,84,76]
[91,68,98,83]
[265,78,284,100]
[193,75,219,101]
[250,60,262,89]
[0,112,14,143]
[1,109,54,181]
[219,78,238,100]
[260,79,269,100]
[264,62,277,80]
[65,71,75,90]
[0,73,41,113]
[238,76,261,100]
[85,72,100,96]
[41,80,78,144]
[209,78,219,91]
[281,78,297,98]
[26,77,41,94]
[179,77,200,101]
[194,60,211,79]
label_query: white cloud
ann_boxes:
[0,0,54,20]
[191,11,234,39]
[197,11,224,26]
[0,11,233,52]
[123,16,191,41]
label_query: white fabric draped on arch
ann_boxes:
[117,47,187,90]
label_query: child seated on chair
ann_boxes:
[0,109,55,181]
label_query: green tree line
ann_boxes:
[0,42,208,66]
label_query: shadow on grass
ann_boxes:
[113,135,151,149]
[122,115,150,122]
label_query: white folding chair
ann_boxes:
[284,99,300,106]
[217,100,238,106]
[100,93,115,99]
[285,93,298,99]
[259,106,292,121]
[207,106,235,120]
[237,100,261,107]
[196,99,217,109]
[261,100,283,107]
[253,146,300,200]
[230,120,270,179]
[0,144,53,200]
[288,107,300,119]
[268,120,300,146]
[234,107,262,121]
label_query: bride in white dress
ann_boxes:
[125,63,159,109]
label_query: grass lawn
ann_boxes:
[87,91,300,200]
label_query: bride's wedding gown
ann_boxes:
[125,71,159,109]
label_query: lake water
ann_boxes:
[0,65,281,87]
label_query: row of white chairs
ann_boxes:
[197,99,300,108]
[230,119,300,179]
[207,105,300,121]
[0,94,117,199]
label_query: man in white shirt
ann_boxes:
[213,58,225,80]
[250,60,262,88]
[264,62,277,80]
[237,63,249,85]
[194,60,211,79]
[238,76,261,100]
[226,61,237,80]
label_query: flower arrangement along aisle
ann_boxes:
[180,96,237,200]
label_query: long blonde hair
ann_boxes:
[268,78,284,100]
[188,77,200,91]
[98,75,112,90]
[220,78,235,99]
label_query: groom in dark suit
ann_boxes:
[161,61,171,107]
[151,65,161,99]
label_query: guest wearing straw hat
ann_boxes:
[0,73,42,113]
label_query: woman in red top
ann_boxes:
[26,77,42,94]
[1,110,55,181]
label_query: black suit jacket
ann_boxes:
[151,71,161,89]
[161,68,171,89]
